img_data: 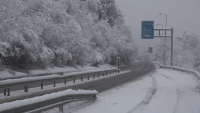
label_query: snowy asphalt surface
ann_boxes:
[49,66,200,113]
[0,60,155,104]
[68,61,155,92]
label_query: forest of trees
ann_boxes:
[154,32,200,69]
[0,0,137,70]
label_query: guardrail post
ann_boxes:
[24,85,26,92]
[74,77,75,83]
[81,76,83,81]
[64,79,66,84]
[41,83,43,89]
[106,72,107,76]
[59,105,63,112]
[7,88,10,96]
[24,85,28,92]
[93,95,97,101]
[4,89,6,96]
[93,74,95,79]
[110,71,111,75]
[54,81,56,87]
[113,71,114,74]
[88,75,89,80]
[98,73,99,78]
[26,85,28,92]
[60,72,63,76]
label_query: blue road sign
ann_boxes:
[148,47,153,53]
[142,21,154,39]
[194,62,199,68]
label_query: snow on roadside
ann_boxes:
[0,89,97,112]
[157,69,200,113]
[45,68,200,113]
[46,72,154,113]
[0,64,115,79]
[138,72,177,113]
[0,67,117,85]
[160,65,200,78]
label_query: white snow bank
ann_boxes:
[160,65,200,79]
[0,89,97,112]
[0,69,27,78]
[0,68,117,85]
[48,74,154,113]
[0,64,116,79]
[54,69,200,113]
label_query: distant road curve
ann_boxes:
[70,61,155,92]
[0,60,155,104]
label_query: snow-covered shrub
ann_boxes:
[36,47,55,68]
[0,59,4,71]
[0,42,10,57]
[91,51,103,67]
[154,32,200,69]
[67,39,91,66]
[54,47,72,67]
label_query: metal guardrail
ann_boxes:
[159,65,200,79]
[0,68,120,96]
[1,93,97,113]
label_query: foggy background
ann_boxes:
[115,0,200,53]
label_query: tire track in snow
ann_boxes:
[161,74,195,113]
[157,70,200,113]
[127,74,157,113]
[158,72,180,113]
[172,89,181,113]
[129,71,179,113]
[146,72,178,113]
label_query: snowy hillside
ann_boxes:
[154,32,200,70]
[0,0,137,70]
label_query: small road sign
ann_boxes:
[194,62,199,69]
[148,47,153,53]
[142,21,154,39]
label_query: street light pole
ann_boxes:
[159,13,167,65]
[165,14,167,28]
[159,13,167,28]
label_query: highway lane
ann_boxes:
[0,62,154,93]
[0,61,153,93]
[0,60,155,104]
[68,61,155,92]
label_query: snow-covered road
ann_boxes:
[46,68,200,113]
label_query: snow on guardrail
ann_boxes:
[159,65,200,79]
[0,68,118,85]
[0,89,97,112]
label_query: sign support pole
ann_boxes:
[117,57,120,70]
[164,30,166,65]
[171,27,173,66]
[154,28,173,66]
[141,21,174,66]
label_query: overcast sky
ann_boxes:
[115,0,200,52]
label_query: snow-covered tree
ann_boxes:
[0,0,137,70]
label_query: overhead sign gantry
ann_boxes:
[141,21,174,66]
